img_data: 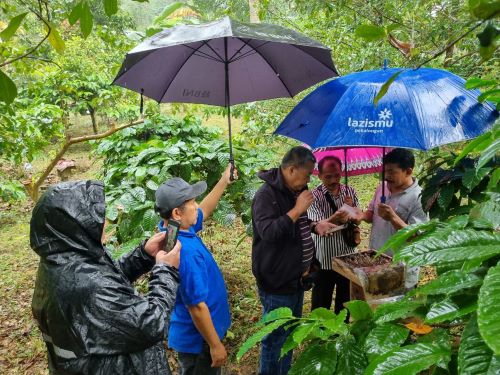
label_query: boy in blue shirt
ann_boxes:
[155,165,237,375]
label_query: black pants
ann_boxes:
[311,269,350,314]
[177,343,221,375]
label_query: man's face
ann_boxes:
[286,161,315,192]
[384,163,412,190]
[319,160,342,191]
[173,198,198,229]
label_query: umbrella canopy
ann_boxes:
[113,16,338,176]
[275,67,498,150]
[311,146,386,177]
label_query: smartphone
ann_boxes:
[164,219,180,252]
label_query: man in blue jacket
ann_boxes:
[252,146,337,375]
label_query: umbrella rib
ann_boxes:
[182,44,224,62]
[157,44,208,103]
[291,44,338,75]
[227,38,253,62]
[201,40,225,62]
[243,39,294,98]
[229,41,270,63]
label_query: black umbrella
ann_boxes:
[113,16,338,178]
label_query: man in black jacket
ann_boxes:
[252,146,336,375]
[30,180,180,374]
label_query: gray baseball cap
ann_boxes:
[155,177,207,211]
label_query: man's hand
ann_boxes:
[144,231,167,258]
[222,163,238,185]
[315,220,338,236]
[155,240,181,268]
[328,210,349,225]
[295,190,314,214]
[209,341,227,368]
[378,203,396,222]
[344,195,354,206]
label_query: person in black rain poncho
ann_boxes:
[30,180,180,374]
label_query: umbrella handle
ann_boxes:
[229,159,236,181]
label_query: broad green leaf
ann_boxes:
[104,0,119,16]
[459,315,500,375]
[478,89,500,103]
[141,209,158,232]
[380,220,440,256]
[425,299,477,324]
[413,270,484,296]
[0,12,28,42]
[0,69,17,104]
[374,70,404,106]
[46,23,65,54]
[153,2,187,25]
[323,309,348,335]
[469,0,500,20]
[292,322,317,344]
[416,328,451,347]
[462,167,492,191]
[259,307,293,326]
[364,323,410,361]
[80,1,93,38]
[355,24,386,41]
[68,2,83,25]
[465,77,498,89]
[346,300,373,321]
[454,132,493,165]
[336,335,367,375]
[310,307,336,320]
[478,262,500,355]
[106,203,119,221]
[487,169,500,190]
[280,329,302,358]
[350,319,376,347]
[399,229,500,267]
[130,187,146,203]
[289,341,337,375]
[119,193,135,213]
[237,319,288,361]
[364,343,451,375]
[469,196,500,230]
[374,299,424,323]
[437,184,455,209]
[145,179,159,191]
[477,137,500,169]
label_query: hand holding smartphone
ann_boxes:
[164,219,180,252]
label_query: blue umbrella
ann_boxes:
[275,67,498,199]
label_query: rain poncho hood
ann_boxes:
[30,180,179,374]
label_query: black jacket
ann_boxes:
[30,180,179,375]
[252,168,312,294]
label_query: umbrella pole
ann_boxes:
[381,147,386,203]
[224,37,235,180]
[344,147,348,186]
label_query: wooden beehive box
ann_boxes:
[332,250,405,301]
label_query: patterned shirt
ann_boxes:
[294,191,315,271]
[308,184,360,269]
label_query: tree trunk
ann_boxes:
[249,0,260,23]
[27,119,145,201]
[88,105,98,134]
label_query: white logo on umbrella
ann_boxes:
[378,108,392,120]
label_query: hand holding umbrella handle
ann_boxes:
[229,159,236,181]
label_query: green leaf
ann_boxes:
[477,137,500,169]
[68,2,82,25]
[130,186,146,203]
[454,131,494,165]
[469,196,500,230]
[459,315,500,375]
[374,70,404,106]
[259,307,293,325]
[413,270,484,296]
[469,0,500,20]
[237,319,288,361]
[46,23,65,54]
[374,299,424,323]
[478,89,500,103]
[364,323,410,361]
[462,167,492,191]
[141,209,158,233]
[465,77,498,90]
[291,322,317,345]
[289,341,337,375]
[0,12,28,42]
[336,335,367,375]
[364,343,451,375]
[310,307,336,320]
[488,169,500,190]
[437,184,455,209]
[145,179,159,191]
[106,203,119,221]
[0,69,17,105]
[323,309,349,335]
[379,220,440,256]
[399,229,500,267]
[346,300,373,321]
[478,262,500,355]
[425,298,477,324]
[104,0,119,16]
[80,1,93,38]
[153,2,186,25]
[355,24,387,41]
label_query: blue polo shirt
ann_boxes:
[158,209,231,354]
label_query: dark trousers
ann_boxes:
[311,269,350,314]
[177,342,221,375]
[258,289,304,375]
